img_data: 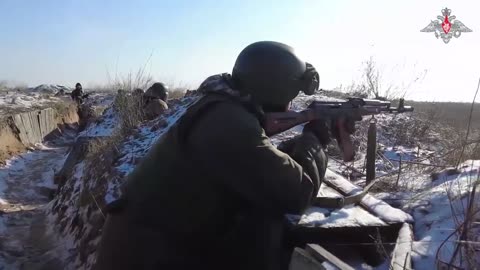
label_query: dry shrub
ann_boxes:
[105,65,154,131]
[340,56,426,100]
[52,101,73,118]
[169,89,186,99]
[85,133,122,161]
[113,93,144,131]
[435,172,480,269]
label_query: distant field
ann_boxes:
[320,90,480,131]
[406,100,480,130]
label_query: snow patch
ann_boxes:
[77,107,118,138]
[297,205,386,227]
[115,96,200,177]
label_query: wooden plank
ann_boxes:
[48,108,57,133]
[44,109,53,137]
[390,223,413,270]
[324,170,413,224]
[39,110,47,138]
[289,248,326,270]
[306,244,355,270]
[23,112,35,145]
[33,111,42,141]
[30,112,39,143]
[8,109,59,146]
[12,114,28,144]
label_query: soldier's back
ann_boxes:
[143,99,168,119]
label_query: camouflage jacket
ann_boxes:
[94,74,325,270]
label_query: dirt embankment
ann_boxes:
[0,102,79,165]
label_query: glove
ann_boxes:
[303,119,332,147]
[302,102,333,147]
[287,133,327,197]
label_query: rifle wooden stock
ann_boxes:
[264,110,316,137]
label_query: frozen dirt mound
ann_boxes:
[30,84,71,94]
[47,95,200,269]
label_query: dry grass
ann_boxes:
[112,92,144,131]
[169,88,187,99]
[369,78,480,268]
[435,171,480,269]
[81,68,190,168]
[85,129,125,163]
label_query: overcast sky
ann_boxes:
[1,0,479,101]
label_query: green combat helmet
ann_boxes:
[145,82,169,101]
[232,41,319,109]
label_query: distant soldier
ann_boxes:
[143,82,169,120]
[71,83,85,105]
[71,83,91,130]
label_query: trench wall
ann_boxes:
[0,103,79,164]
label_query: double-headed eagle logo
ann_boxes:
[421,8,472,43]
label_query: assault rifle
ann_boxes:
[264,98,414,162]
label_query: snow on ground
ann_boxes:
[77,107,118,138]
[375,156,480,269]
[286,177,388,228]
[297,204,386,227]
[108,96,201,201]
[402,160,479,268]
[0,142,69,203]
[0,84,114,116]
[0,131,76,268]
[276,93,480,268]
[0,90,63,115]
[43,90,480,269]
[30,84,71,94]
[82,92,115,109]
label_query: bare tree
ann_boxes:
[346,57,427,100]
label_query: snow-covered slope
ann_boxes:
[46,91,479,269]
[0,85,114,116]
[0,90,63,115]
[30,84,71,94]
[46,95,200,269]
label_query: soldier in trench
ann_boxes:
[142,82,169,120]
[94,41,338,270]
[70,83,91,130]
